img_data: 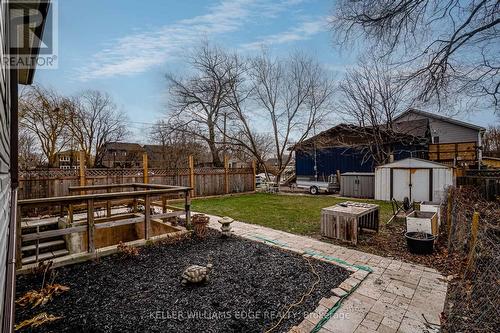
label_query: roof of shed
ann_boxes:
[341,172,375,176]
[376,157,451,169]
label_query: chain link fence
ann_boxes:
[442,187,500,332]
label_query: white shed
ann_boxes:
[375,158,454,202]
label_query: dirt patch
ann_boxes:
[317,220,456,275]
[16,230,350,332]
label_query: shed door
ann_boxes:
[411,169,430,202]
[393,169,410,200]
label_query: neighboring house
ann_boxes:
[54,150,81,170]
[101,142,213,169]
[264,155,294,172]
[101,142,145,168]
[0,1,50,330]
[294,122,428,182]
[143,144,167,169]
[227,158,250,169]
[394,109,485,166]
[143,144,206,169]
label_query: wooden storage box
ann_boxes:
[406,211,438,236]
[321,202,379,245]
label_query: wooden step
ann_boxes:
[21,249,69,265]
[21,240,65,252]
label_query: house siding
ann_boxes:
[396,111,480,144]
[0,0,12,325]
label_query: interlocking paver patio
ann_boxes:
[206,215,446,333]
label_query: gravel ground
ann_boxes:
[16,230,350,333]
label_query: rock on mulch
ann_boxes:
[16,230,350,332]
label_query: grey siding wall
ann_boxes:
[0,0,11,325]
[397,111,479,144]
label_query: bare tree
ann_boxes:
[335,58,426,165]
[165,43,237,167]
[231,52,334,183]
[18,128,42,170]
[69,90,127,167]
[332,0,500,109]
[149,120,207,169]
[208,50,276,175]
[19,85,72,167]
[483,124,500,157]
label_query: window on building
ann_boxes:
[433,136,439,144]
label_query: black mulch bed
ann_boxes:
[16,230,350,333]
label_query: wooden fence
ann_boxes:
[428,141,477,165]
[456,169,500,201]
[19,155,256,200]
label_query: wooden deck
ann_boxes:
[17,183,192,269]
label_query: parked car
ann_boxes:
[295,174,339,195]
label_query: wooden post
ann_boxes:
[252,160,256,192]
[79,150,86,193]
[106,187,112,217]
[35,226,40,263]
[224,155,229,194]
[143,152,148,184]
[87,199,95,253]
[188,155,195,197]
[162,196,167,214]
[132,184,138,213]
[466,211,480,272]
[144,194,150,240]
[185,190,191,229]
[68,205,73,224]
[446,191,452,236]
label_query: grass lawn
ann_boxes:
[192,193,393,236]
[192,192,451,271]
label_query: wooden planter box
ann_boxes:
[420,201,442,226]
[321,202,379,245]
[406,211,438,236]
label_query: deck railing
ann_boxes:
[17,183,192,268]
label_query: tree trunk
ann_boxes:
[209,142,222,167]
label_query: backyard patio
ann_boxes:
[15,216,449,333]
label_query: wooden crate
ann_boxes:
[406,211,438,236]
[321,202,379,245]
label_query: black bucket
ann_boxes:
[405,232,435,254]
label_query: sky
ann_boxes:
[33,0,497,142]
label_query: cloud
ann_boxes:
[77,0,305,81]
[241,17,328,51]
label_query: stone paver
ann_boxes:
[205,215,446,333]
